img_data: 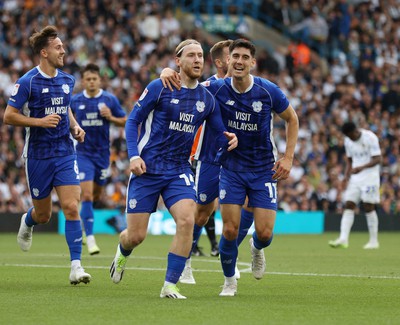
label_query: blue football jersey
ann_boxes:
[193,74,226,164]
[125,79,226,174]
[7,66,76,159]
[203,75,289,172]
[71,89,126,157]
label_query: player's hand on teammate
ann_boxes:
[130,157,147,176]
[71,125,85,143]
[272,156,293,181]
[160,68,181,91]
[223,131,238,151]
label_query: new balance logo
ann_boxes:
[170,99,179,104]
[74,237,83,243]
[42,88,49,93]
[225,100,235,106]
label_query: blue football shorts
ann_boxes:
[195,161,221,205]
[126,168,196,214]
[77,154,110,186]
[25,155,80,200]
[219,167,278,210]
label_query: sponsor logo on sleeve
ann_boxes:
[139,88,148,101]
[11,84,20,96]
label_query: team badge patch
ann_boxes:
[129,199,137,209]
[11,84,20,96]
[219,189,226,200]
[62,84,70,94]
[196,101,205,113]
[199,193,207,202]
[32,188,40,197]
[252,101,262,113]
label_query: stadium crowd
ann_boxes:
[0,0,399,216]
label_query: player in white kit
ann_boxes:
[329,121,382,249]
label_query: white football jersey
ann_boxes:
[344,129,381,183]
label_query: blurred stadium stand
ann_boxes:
[0,0,399,228]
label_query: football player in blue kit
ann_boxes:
[3,25,91,285]
[71,63,126,255]
[161,39,299,296]
[179,39,253,283]
[109,39,238,299]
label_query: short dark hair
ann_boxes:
[81,63,100,77]
[29,25,58,55]
[342,121,357,135]
[229,39,256,57]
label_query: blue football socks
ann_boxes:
[165,252,187,284]
[237,209,254,246]
[80,201,94,236]
[65,220,82,261]
[219,235,237,277]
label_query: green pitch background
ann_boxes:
[1,233,399,325]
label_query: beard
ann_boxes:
[182,65,203,80]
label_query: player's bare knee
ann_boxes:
[126,232,145,247]
[256,229,272,242]
[223,225,238,241]
[195,213,209,226]
[363,203,375,213]
[176,214,195,231]
[62,201,80,220]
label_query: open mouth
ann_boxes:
[234,66,244,72]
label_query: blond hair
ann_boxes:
[175,39,201,57]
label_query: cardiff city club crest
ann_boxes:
[62,84,70,94]
[196,101,205,113]
[129,198,137,209]
[199,193,207,202]
[252,101,262,113]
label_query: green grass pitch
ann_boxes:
[1,232,399,325]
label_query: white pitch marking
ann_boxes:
[2,263,400,280]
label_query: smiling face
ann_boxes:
[42,37,65,69]
[228,46,256,80]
